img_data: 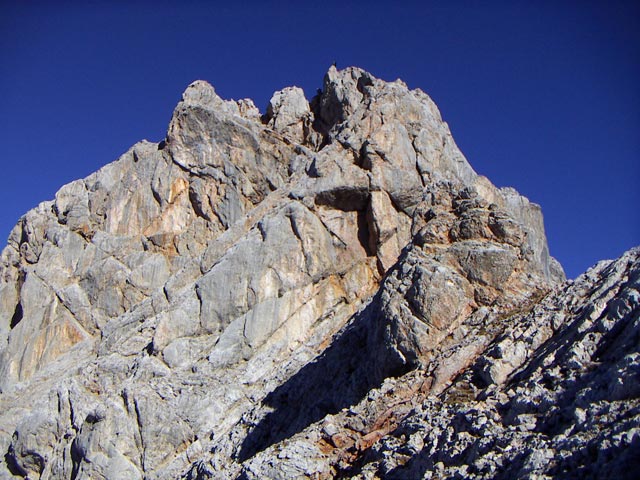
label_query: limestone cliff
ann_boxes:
[0,67,635,479]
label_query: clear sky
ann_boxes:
[1,1,638,279]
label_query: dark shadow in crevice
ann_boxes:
[70,436,82,480]
[357,210,375,257]
[9,302,23,329]
[314,186,370,212]
[4,446,26,477]
[548,434,640,479]
[9,270,26,329]
[308,92,331,148]
[237,293,412,462]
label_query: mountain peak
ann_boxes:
[0,67,635,479]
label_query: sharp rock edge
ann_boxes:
[0,66,636,479]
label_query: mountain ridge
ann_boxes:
[0,66,636,479]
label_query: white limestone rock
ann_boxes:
[7,67,636,480]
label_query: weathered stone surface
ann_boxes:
[320,247,640,480]
[265,86,312,144]
[1,66,632,480]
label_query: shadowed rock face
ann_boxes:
[0,66,633,480]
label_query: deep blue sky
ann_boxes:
[1,1,638,278]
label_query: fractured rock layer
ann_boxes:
[0,66,632,480]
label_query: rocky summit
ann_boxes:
[0,66,637,479]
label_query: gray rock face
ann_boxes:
[324,248,640,480]
[0,66,632,480]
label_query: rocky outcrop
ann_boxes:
[327,247,640,479]
[0,66,632,480]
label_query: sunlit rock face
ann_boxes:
[0,66,634,480]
